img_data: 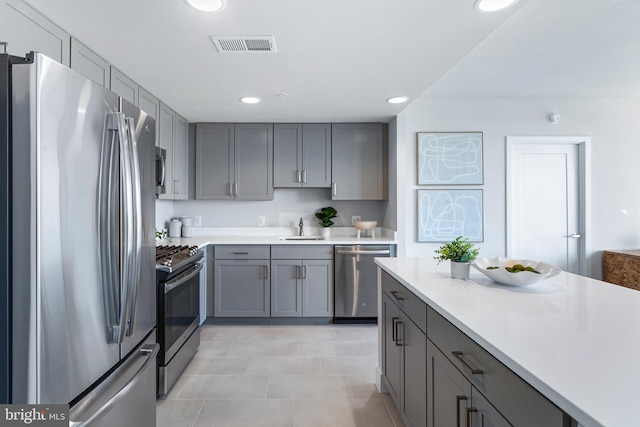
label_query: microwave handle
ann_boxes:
[158,154,166,189]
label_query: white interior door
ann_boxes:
[506,137,590,275]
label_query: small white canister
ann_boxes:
[169,219,182,237]
[181,216,193,227]
[182,225,192,237]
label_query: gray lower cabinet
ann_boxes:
[70,38,110,87]
[427,339,509,427]
[273,123,331,188]
[381,274,427,427]
[331,123,387,200]
[3,0,70,66]
[196,123,273,200]
[270,245,333,317]
[213,246,270,317]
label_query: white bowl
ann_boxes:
[471,257,561,287]
[354,221,378,230]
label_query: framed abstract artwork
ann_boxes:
[417,189,483,242]
[417,132,483,185]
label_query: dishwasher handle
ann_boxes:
[335,249,391,255]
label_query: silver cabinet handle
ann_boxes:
[302,265,307,279]
[390,290,404,301]
[332,182,337,196]
[452,351,484,375]
[302,170,307,183]
[173,179,179,194]
[296,265,301,279]
[466,407,478,427]
[296,170,301,183]
[228,182,233,196]
[456,395,468,427]
[262,265,269,279]
[569,233,581,239]
[391,317,399,342]
[234,182,238,197]
[232,251,249,255]
[394,320,403,346]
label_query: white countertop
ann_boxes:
[375,257,640,427]
[157,227,397,248]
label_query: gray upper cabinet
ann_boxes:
[3,0,70,66]
[70,38,110,87]
[158,102,188,200]
[196,123,273,200]
[331,123,387,200]
[138,88,159,122]
[110,67,138,106]
[273,123,331,188]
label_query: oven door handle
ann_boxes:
[164,263,203,294]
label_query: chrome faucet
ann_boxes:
[299,217,304,236]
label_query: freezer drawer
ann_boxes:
[334,245,395,322]
[69,331,158,427]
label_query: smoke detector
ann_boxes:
[210,36,277,53]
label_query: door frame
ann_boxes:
[506,136,591,276]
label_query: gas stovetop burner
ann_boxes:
[156,245,202,273]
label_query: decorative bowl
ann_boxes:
[354,221,378,230]
[471,257,561,287]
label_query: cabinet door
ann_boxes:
[138,88,159,121]
[196,123,234,199]
[302,124,331,187]
[471,388,511,427]
[172,113,188,200]
[273,123,302,188]
[70,38,110,87]
[214,260,270,317]
[302,259,333,317]
[382,294,402,407]
[402,315,427,427]
[427,339,472,427]
[110,67,138,106]
[331,123,386,200]
[271,260,302,317]
[157,103,175,200]
[234,123,273,200]
[4,0,70,66]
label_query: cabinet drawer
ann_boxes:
[427,306,567,427]
[215,245,270,260]
[381,271,426,334]
[271,245,332,260]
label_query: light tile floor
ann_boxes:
[156,324,404,427]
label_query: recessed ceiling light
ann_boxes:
[474,0,519,12]
[240,96,261,104]
[185,0,226,12]
[387,96,409,104]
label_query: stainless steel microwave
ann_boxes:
[155,146,166,196]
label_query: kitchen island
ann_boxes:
[375,257,640,427]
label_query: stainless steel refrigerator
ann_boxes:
[2,51,158,426]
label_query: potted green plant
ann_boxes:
[315,206,338,237]
[433,235,479,279]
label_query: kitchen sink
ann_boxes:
[278,236,325,241]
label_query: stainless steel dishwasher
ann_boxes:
[334,245,395,323]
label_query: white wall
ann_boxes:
[161,189,387,232]
[395,98,640,278]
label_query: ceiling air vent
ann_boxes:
[210,35,277,53]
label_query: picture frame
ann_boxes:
[417,132,483,185]
[417,189,483,242]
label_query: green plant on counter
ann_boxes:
[434,236,479,264]
[315,206,338,227]
[155,229,167,240]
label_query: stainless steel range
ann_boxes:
[156,245,204,395]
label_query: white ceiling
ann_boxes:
[22,0,640,123]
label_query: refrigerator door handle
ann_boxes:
[99,112,131,343]
[124,116,142,336]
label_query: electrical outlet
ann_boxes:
[351,216,361,225]
[257,216,266,226]
[194,216,202,226]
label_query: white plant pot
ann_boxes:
[450,261,470,280]
[321,227,331,238]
